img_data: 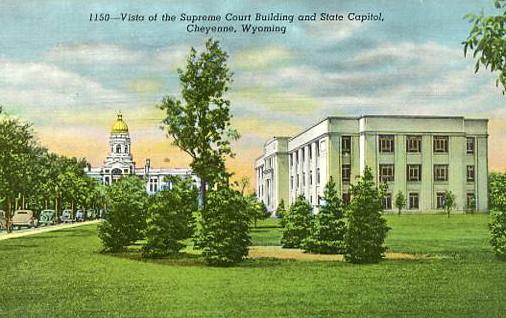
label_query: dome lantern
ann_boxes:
[111,112,129,133]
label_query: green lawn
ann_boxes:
[0,215,504,317]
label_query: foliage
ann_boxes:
[159,39,239,205]
[443,190,457,218]
[489,172,506,211]
[98,176,148,252]
[463,0,506,94]
[394,191,406,215]
[302,177,346,254]
[245,195,269,228]
[344,167,390,264]
[276,199,286,219]
[489,210,506,258]
[194,186,251,266]
[281,195,313,248]
[143,177,198,258]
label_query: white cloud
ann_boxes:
[45,43,145,65]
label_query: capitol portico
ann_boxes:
[86,113,196,193]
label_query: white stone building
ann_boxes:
[255,115,488,214]
[86,113,196,194]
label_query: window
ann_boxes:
[466,193,476,210]
[116,145,121,153]
[296,174,299,188]
[295,152,298,166]
[383,193,392,210]
[466,137,475,154]
[434,164,449,182]
[290,176,294,189]
[342,193,351,206]
[467,165,475,182]
[302,172,306,187]
[301,148,305,162]
[379,164,395,182]
[409,193,419,209]
[407,164,422,182]
[406,136,422,153]
[436,192,446,209]
[316,142,320,157]
[290,154,293,167]
[342,164,351,183]
[309,170,313,185]
[317,168,320,185]
[308,146,312,160]
[342,136,351,155]
[379,135,395,153]
[433,136,449,153]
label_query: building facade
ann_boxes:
[255,115,488,214]
[86,113,196,194]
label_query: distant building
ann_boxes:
[86,113,196,194]
[255,115,488,214]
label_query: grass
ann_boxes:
[0,215,504,317]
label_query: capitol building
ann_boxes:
[86,113,196,193]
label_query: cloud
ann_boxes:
[232,46,294,70]
[45,43,145,65]
[127,78,165,95]
[303,20,365,42]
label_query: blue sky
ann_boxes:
[0,0,504,177]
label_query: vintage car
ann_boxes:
[39,209,56,226]
[12,210,38,229]
[60,209,73,223]
[0,210,6,230]
[75,210,85,222]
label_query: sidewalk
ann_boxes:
[0,220,101,241]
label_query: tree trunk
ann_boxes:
[199,179,207,208]
[7,199,12,233]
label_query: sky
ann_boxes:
[0,0,505,184]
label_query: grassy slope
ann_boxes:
[0,215,504,318]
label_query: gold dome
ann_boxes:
[111,113,129,133]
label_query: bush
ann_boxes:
[194,186,251,266]
[276,199,286,219]
[281,195,313,248]
[344,167,390,264]
[302,177,346,254]
[489,210,506,259]
[98,176,148,252]
[142,177,198,258]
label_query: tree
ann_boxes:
[489,172,506,211]
[281,195,313,248]
[98,176,148,252]
[159,39,239,206]
[302,177,346,254]
[194,186,251,266]
[443,190,456,218]
[463,0,506,94]
[394,191,406,216]
[143,177,198,258]
[275,199,286,219]
[245,195,269,228]
[344,167,390,264]
[489,210,506,259]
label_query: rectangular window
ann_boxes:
[383,193,392,210]
[433,136,449,153]
[342,164,351,183]
[379,135,395,153]
[295,152,298,167]
[407,164,422,182]
[316,141,320,157]
[342,136,351,155]
[436,192,446,209]
[379,164,395,182]
[317,168,320,185]
[309,146,312,160]
[434,164,449,182]
[296,174,299,188]
[406,136,422,153]
[301,148,305,162]
[467,193,476,210]
[342,193,351,206]
[409,193,419,209]
[467,165,475,182]
[466,137,475,154]
[309,170,313,185]
[290,154,293,167]
[302,172,306,187]
[290,176,294,189]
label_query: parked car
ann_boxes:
[75,210,85,222]
[60,209,73,223]
[39,209,56,226]
[12,210,38,229]
[86,209,96,220]
[0,210,6,230]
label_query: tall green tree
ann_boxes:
[159,39,239,206]
[344,167,390,264]
[302,177,346,254]
[463,0,506,94]
[281,195,313,248]
[489,172,506,211]
[394,191,406,216]
[443,190,457,218]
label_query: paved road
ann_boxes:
[0,220,101,241]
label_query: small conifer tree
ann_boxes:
[394,191,406,216]
[281,195,313,248]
